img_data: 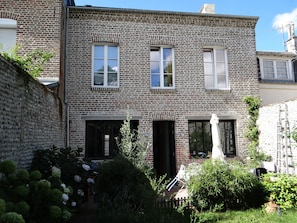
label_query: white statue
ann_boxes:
[210,114,225,162]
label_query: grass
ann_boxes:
[194,208,297,223]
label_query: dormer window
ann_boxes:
[259,58,294,81]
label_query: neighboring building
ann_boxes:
[65,5,259,177]
[257,23,297,105]
[0,0,75,87]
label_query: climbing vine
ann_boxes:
[1,45,54,78]
[243,96,268,165]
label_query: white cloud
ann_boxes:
[273,8,297,32]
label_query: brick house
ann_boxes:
[65,5,259,177]
[1,1,261,176]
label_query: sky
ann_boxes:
[74,0,297,52]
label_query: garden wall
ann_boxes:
[258,99,297,167]
[0,55,65,168]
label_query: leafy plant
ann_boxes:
[1,45,54,78]
[262,173,297,210]
[187,159,267,212]
[243,96,269,166]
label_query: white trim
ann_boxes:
[92,43,119,88]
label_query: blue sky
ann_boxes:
[74,0,297,52]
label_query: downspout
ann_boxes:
[64,6,70,147]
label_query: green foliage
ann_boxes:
[49,205,62,222]
[243,96,268,165]
[187,160,267,212]
[1,45,54,78]
[262,173,297,210]
[0,200,5,215]
[0,160,16,176]
[291,126,297,143]
[116,114,149,169]
[0,212,25,223]
[0,160,74,223]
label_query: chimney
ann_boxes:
[199,4,215,14]
[286,23,297,54]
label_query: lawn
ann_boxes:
[197,209,297,223]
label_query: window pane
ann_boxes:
[217,75,227,88]
[150,50,160,61]
[151,74,160,87]
[94,73,103,85]
[263,60,274,79]
[203,51,212,62]
[94,60,104,72]
[108,60,118,72]
[164,74,173,87]
[108,73,118,86]
[108,46,118,59]
[151,61,160,73]
[204,63,213,75]
[276,61,288,79]
[163,48,172,61]
[94,45,104,58]
[215,49,225,62]
[216,62,226,75]
[163,61,172,74]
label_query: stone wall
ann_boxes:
[0,56,65,168]
[258,99,297,168]
[66,7,259,167]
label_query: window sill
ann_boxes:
[205,88,231,92]
[91,87,120,92]
[150,88,177,93]
[259,79,296,84]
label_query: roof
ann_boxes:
[257,51,296,58]
[68,5,259,21]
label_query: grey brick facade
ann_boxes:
[66,7,259,170]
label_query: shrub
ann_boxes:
[262,173,297,210]
[0,199,5,215]
[15,201,30,217]
[0,160,16,176]
[0,212,25,223]
[16,170,29,183]
[187,160,267,212]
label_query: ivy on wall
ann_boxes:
[243,96,269,166]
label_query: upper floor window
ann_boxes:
[150,46,174,88]
[93,44,119,88]
[260,59,293,81]
[203,48,228,89]
[0,18,17,53]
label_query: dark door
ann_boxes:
[153,121,176,178]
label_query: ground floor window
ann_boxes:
[188,120,236,158]
[85,120,139,159]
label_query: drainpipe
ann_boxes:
[64,6,70,147]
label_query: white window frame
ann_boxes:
[150,46,175,89]
[92,44,119,88]
[259,58,294,81]
[203,48,229,90]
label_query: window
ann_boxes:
[203,48,228,89]
[0,18,17,53]
[260,59,293,81]
[188,120,236,158]
[85,120,139,159]
[93,44,119,87]
[150,46,174,88]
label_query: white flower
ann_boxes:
[87,178,95,184]
[71,202,77,207]
[77,189,85,196]
[63,201,67,205]
[74,175,82,182]
[64,187,70,194]
[52,166,61,177]
[62,193,69,201]
[61,183,66,189]
[82,164,91,171]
